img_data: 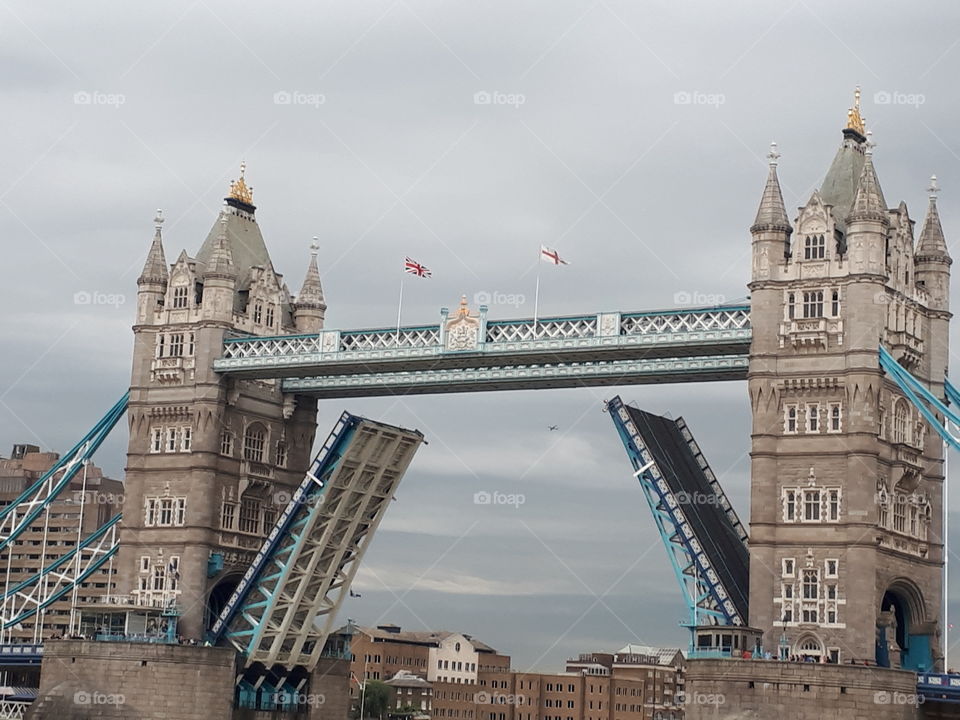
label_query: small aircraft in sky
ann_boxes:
[548,425,559,431]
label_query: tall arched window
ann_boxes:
[893,400,909,444]
[244,423,267,462]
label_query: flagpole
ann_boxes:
[396,274,404,345]
[533,246,542,336]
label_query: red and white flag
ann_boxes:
[404,257,432,278]
[540,245,569,266]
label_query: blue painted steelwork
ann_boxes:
[0,393,128,552]
[1,515,121,629]
[878,346,960,451]
[208,411,360,644]
[917,673,960,703]
[214,304,751,385]
[0,644,43,666]
[605,396,745,630]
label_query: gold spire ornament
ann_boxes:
[228,161,254,205]
[846,87,866,135]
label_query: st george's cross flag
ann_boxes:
[540,245,569,265]
[404,257,432,278]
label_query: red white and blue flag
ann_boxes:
[404,257,432,278]
[540,245,569,265]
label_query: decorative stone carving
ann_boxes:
[444,296,481,352]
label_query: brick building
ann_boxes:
[337,623,684,720]
[0,444,123,641]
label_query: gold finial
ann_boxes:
[457,295,470,318]
[846,86,865,135]
[228,161,254,205]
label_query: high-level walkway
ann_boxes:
[214,303,751,396]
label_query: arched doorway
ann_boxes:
[877,580,933,672]
[794,634,823,662]
[206,572,244,633]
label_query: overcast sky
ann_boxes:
[3,1,960,672]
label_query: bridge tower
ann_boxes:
[748,91,950,669]
[121,166,326,639]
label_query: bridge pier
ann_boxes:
[26,640,350,719]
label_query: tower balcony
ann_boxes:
[779,317,843,350]
[150,356,195,384]
[883,329,924,370]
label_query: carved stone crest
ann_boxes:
[445,296,481,352]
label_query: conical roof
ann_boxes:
[847,144,888,224]
[138,210,169,285]
[752,143,791,233]
[295,240,326,310]
[917,176,950,261]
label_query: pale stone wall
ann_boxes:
[27,640,237,720]
[685,658,921,720]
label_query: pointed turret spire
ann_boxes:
[751,142,792,234]
[138,209,169,285]
[204,214,236,279]
[847,132,888,224]
[917,175,951,261]
[295,238,326,310]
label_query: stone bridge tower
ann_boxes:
[748,91,950,670]
[121,166,326,639]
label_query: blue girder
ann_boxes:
[878,346,960,451]
[207,411,360,644]
[0,393,128,552]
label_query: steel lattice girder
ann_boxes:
[606,396,746,627]
[216,412,424,670]
[213,305,752,380]
[0,514,120,629]
[0,393,128,552]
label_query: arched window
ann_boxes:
[804,234,825,260]
[831,290,840,316]
[893,400,909,444]
[172,283,189,309]
[787,293,796,320]
[253,302,263,324]
[802,290,824,318]
[243,423,267,463]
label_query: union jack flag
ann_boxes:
[404,257,432,278]
[540,245,569,265]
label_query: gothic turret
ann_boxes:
[845,134,889,277]
[293,238,327,334]
[201,215,237,322]
[750,143,792,288]
[752,143,792,235]
[136,210,169,325]
[916,176,952,311]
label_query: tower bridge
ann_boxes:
[9,93,960,718]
